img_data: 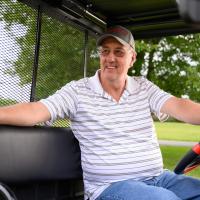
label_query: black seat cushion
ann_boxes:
[0,125,82,183]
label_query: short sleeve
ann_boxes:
[143,78,173,121]
[40,81,79,124]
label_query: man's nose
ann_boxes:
[106,51,115,61]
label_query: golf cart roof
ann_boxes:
[19,0,200,39]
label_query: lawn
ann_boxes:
[155,122,200,142]
[156,122,200,178]
[161,145,200,178]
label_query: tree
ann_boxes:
[132,34,200,101]
[1,0,99,100]
[0,98,17,106]
[1,0,200,102]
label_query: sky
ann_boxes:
[0,21,31,102]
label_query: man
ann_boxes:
[1,25,200,200]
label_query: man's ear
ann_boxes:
[130,51,137,67]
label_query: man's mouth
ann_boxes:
[105,66,117,69]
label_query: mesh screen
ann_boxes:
[0,0,99,127]
[0,0,37,105]
[87,35,100,77]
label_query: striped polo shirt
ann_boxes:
[40,70,172,200]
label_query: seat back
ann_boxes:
[0,125,83,200]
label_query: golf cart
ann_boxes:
[0,0,200,199]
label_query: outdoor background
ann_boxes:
[1,0,200,176]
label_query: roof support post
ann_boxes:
[30,5,42,102]
[83,29,88,78]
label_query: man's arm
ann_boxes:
[0,102,51,126]
[161,96,200,125]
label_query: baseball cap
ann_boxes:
[97,25,135,50]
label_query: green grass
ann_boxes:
[155,122,200,178]
[161,146,200,178]
[155,122,200,141]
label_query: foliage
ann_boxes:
[1,0,200,101]
[0,98,17,106]
[0,0,99,100]
[132,35,200,101]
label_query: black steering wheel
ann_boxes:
[174,142,200,174]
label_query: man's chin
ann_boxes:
[100,70,118,81]
[105,74,118,82]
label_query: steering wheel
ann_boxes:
[174,142,200,174]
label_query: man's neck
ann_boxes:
[99,75,126,102]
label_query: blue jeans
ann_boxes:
[96,171,200,200]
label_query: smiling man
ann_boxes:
[1,25,200,200]
[98,36,136,102]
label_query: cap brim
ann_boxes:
[97,34,128,47]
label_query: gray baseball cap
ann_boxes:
[97,25,135,50]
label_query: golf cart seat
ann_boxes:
[0,125,83,200]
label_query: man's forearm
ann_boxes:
[0,102,51,126]
[162,97,200,125]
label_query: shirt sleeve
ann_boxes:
[40,81,79,124]
[143,78,173,121]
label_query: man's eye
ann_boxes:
[102,49,109,54]
[115,50,125,56]
[99,49,109,56]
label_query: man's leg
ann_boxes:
[155,170,200,200]
[96,178,181,200]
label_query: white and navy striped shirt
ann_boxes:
[40,70,172,200]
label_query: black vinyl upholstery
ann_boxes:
[0,125,83,200]
[0,125,82,183]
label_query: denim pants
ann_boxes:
[96,171,200,200]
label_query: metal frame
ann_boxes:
[18,0,106,36]
[30,5,42,102]
[26,0,95,101]
[83,30,88,78]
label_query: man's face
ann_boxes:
[99,37,136,83]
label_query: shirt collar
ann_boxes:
[126,75,140,94]
[88,70,139,95]
[88,70,104,95]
